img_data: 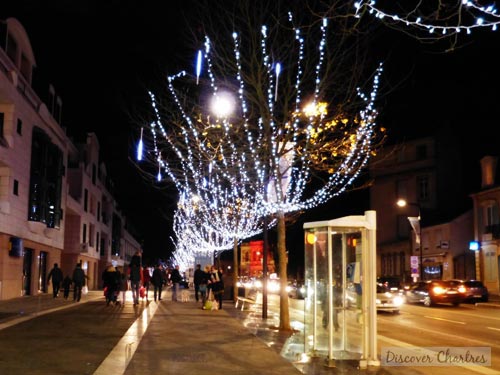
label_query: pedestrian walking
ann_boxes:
[72,263,86,302]
[209,265,224,310]
[62,275,72,300]
[170,265,182,302]
[151,264,164,302]
[142,266,151,301]
[199,265,210,307]
[193,264,204,302]
[118,268,129,305]
[47,263,63,298]
[129,251,142,305]
[102,264,120,305]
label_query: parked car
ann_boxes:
[449,279,489,303]
[405,280,466,307]
[376,283,404,313]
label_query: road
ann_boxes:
[275,294,500,375]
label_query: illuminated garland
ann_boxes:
[356,1,500,34]
[139,14,383,253]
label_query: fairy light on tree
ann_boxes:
[354,1,500,37]
[137,6,385,330]
[130,0,500,333]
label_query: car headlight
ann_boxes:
[392,296,404,306]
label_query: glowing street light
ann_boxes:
[397,199,423,280]
[210,92,235,118]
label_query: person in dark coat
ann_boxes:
[170,265,182,302]
[102,265,120,305]
[142,266,151,301]
[193,264,204,302]
[199,265,210,307]
[47,263,63,298]
[209,265,224,310]
[129,251,142,305]
[72,263,86,302]
[151,264,165,302]
[62,276,72,300]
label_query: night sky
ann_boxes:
[2,1,500,270]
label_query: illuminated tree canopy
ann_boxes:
[133,0,499,331]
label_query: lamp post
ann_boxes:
[397,199,423,280]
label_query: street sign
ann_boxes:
[410,256,419,278]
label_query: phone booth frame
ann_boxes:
[303,210,379,369]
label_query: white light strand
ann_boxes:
[141,12,383,252]
[355,0,500,34]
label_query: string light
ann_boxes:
[141,15,384,252]
[355,1,500,35]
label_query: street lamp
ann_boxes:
[397,199,423,280]
[210,92,235,118]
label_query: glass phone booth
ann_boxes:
[303,211,379,369]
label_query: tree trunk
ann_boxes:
[277,211,291,331]
[233,237,239,302]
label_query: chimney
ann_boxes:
[480,156,498,188]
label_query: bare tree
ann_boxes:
[133,0,498,330]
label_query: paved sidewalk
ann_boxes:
[0,290,498,375]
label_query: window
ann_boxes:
[92,164,96,185]
[90,194,96,215]
[486,204,499,227]
[28,127,63,228]
[13,179,18,196]
[112,213,122,256]
[82,223,87,243]
[84,189,88,212]
[483,202,500,237]
[0,112,4,140]
[89,224,95,246]
[97,202,101,221]
[417,175,429,201]
[16,119,22,135]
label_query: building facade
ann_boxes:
[0,18,141,300]
[470,156,500,295]
[369,134,475,284]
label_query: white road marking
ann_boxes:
[424,315,466,324]
[93,301,159,375]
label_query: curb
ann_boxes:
[475,302,500,308]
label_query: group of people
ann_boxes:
[193,264,224,310]
[47,262,87,302]
[48,253,226,309]
[102,251,180,306]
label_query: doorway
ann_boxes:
[23,248,33,296]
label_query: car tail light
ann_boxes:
[432,286,445,294]
[458,285,466,293]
